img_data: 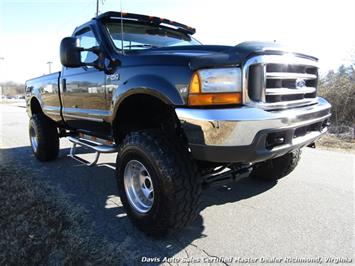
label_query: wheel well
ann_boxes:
[113,94,181,143]
[30,97,43,115]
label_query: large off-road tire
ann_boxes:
[251,149,301,181]
[116,130,201,237]
[29,114,59,161]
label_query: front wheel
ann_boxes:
[250,149,301,181]
[116,130,201,237]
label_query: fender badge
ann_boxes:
[107,73,120,81]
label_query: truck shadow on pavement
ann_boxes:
[1,145,277,260]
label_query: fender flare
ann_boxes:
[28,96,43,117]
[111,74,184,121]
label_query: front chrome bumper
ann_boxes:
[175,97,331,163]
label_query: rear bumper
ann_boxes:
[175,97,331,163]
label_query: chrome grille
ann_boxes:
[243,55,319,110]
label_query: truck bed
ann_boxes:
[26,72,60,85]
[26,72,62,122]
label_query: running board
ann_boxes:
[67,136,118,166]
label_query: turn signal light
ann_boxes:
[189,72,201,93]
[188,93,241,106]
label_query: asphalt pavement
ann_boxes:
[0,103,353,265]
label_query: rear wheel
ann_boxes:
[251,149,301,181]
[29,114,59,161]
[116,130,201,237]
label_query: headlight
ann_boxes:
[188,68,242,106]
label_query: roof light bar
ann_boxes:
[96,11,196,35]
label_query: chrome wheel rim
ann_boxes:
[30,126,38,153]
[123,160,154,213]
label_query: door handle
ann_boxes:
[62,78,67,92]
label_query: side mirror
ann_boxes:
[60,36,120,73]
[60,37,83,67]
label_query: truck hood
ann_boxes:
[131,41,318,69]
[190,41,318,69]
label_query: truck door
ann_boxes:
[61,27,110,137]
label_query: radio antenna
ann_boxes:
[120,0,124,55]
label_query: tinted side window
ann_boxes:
[76,29,98,64]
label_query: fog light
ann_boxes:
[322,119,330,128]
[266,132,286,150]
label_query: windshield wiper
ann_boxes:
[123,44,158,49]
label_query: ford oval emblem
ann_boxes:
[296,78,306,89]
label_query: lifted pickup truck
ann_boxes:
[26,12,331,236]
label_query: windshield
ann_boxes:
[105,21,201,51]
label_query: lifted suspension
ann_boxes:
[202,163,253,188]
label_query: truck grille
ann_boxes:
[244,55,318,110]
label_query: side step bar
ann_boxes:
[68,136,118,166]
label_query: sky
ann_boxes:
[0,0,354,83]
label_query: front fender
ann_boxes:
[113,74,184,107]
